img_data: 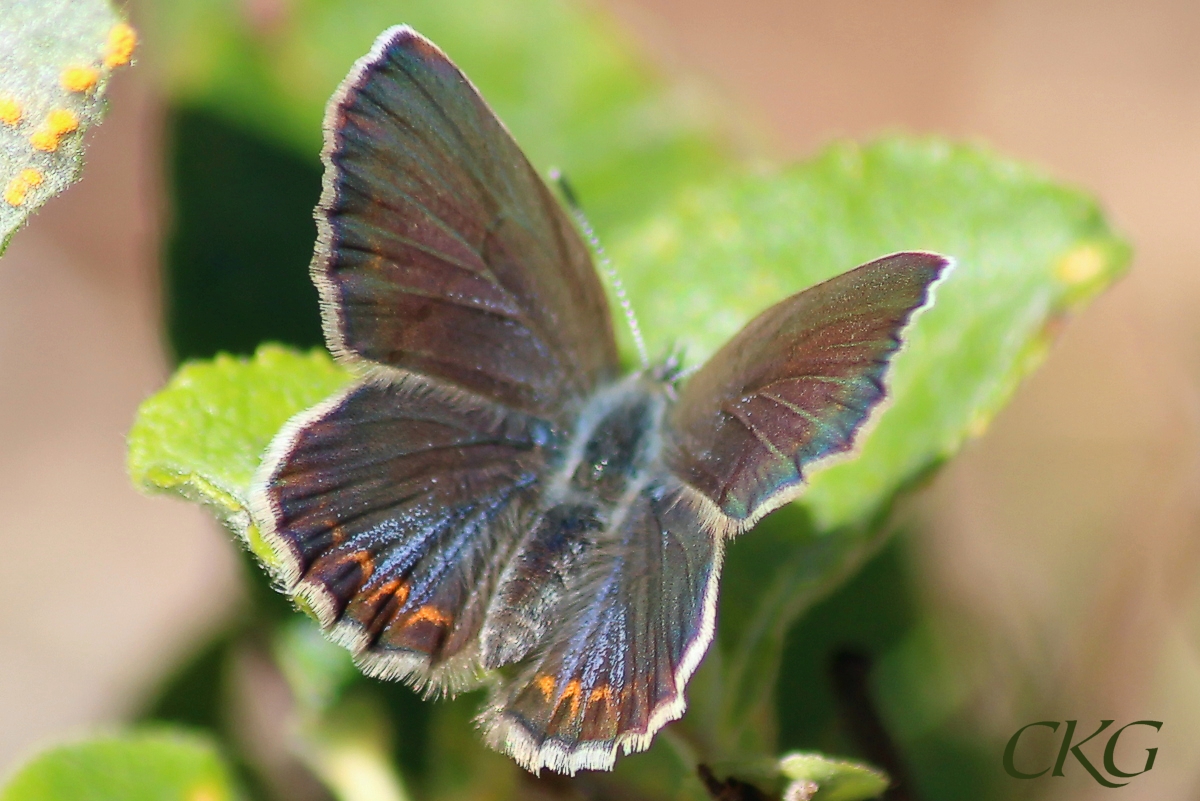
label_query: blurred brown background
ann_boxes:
[2,1,1198,798]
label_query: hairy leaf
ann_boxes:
[0,0,134,254]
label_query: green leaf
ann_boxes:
[127,345,352,566]
[0,730,239,801]
[779,752,889,801]
[0,0,134,255]
[144,0,729,237]
[617,137,1128,530]
[623,138,1128,760]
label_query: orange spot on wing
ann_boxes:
[560,678,583,718]
[588,684,615,706]
[29,109,79,152]
[363,578,408,607]
[535,674,556,700]
[331,549,374,581]
[407,605,452,627]
[29,130,58,152]
[313,549,375,590]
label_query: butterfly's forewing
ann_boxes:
[250,378,552,690]
[666,252,951,527]
[480,478,720,774]
[314,26,619,419]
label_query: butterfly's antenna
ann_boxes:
[550,168,649,369]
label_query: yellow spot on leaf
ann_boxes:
[0,96,21,126]
[966,412,991,439]
[105,22,138,68]
[61,66,99,93]
[47,109,79,135]
[30,130,58,151]
[4,169,44,207]
[1056,243,1105,286]
[186,783,223,801]
[29,109,79,151]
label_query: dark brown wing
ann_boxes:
[314,26,618,420]
[248,377,553,692]
[666,252,951,526]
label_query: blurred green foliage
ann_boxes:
[146,0,731,362]
[0,731,240,801]
[142,0,729,235]
[163,109,325,361]
[5,0,1134,798]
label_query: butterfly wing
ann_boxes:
[249,377,553,691]
[480,478,720,774]
[666,251,951,527]
[251,26,618,689]
[314,26,619,419]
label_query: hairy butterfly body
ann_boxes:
[248,25,951,774]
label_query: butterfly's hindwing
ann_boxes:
[480,478,721,774]
[249,376,557,692]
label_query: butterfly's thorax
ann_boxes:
[481,372,672,669]
[544,373,669,509]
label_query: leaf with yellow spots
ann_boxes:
[0,0,136,255]
[0,730,241,801]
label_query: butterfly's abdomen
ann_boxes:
[481,375,670,669]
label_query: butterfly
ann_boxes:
[247,25,950,775]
